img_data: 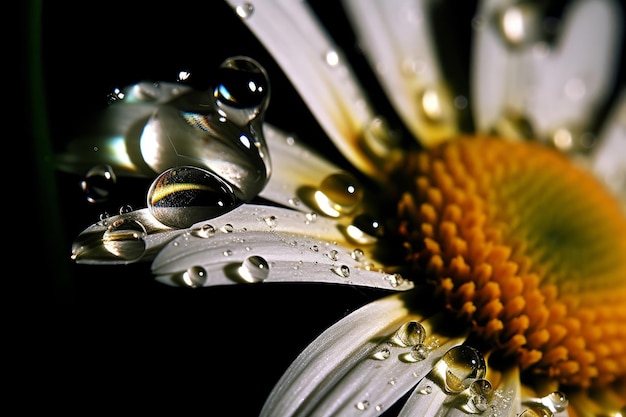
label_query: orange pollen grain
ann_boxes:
[396,136,626,389]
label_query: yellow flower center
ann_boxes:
[395,135,626,389]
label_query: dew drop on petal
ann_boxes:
[147,166,240,229]
[371,347,391,360]
[431,345,487,393]
[314,172,363,217]
[221,223,234,233]
[351,248,365,261]
[183,265,207,287]
[235,2,254,19]
[523,391,568,415]
[263,215,277,228]
[354,400,370,411]
[346,213,383,244]
[238,255,270,283]
[495,3,543,47]
[331,265,350,278]
[80,164,117,203]
[362,116,399,158]
[389,321,427,347]
[190,223,217,238]
[102,218,147,261]
[327,249,339,261]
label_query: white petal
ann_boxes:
[260,293,464,417]
[151,204,413,291]
[260,123,344,210]
[591,88,626,208]
[471,0,623,142]
[225,0,399,177]
[342,0,459,147]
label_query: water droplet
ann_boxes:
[238,255,270,283]
[235,2,254,19]
[418,86,448,124]
[419,385,432,395]
[223,249,233,256]
[80,164,117,203]
[458,379,493,413]
[372,347,391,360]
[430,346,487,394]
[147,166,240,229]
[325,50,340,67]
[214,56,270,125]
[263,215,277,228]
[327,249,339,261]
[314,172,363,217]
[183,265,207,287]
[102,218,147,261]
[389,321,426,347]
[351,248,365,261]
[221,223,234,233]
[346,213,383,244]
[495,4,543,47]
[310,245,319,252]
[119,204,133,215]
[384,273,405,288]
[523,391,568,415]
[304,212,317,224]
[354,400,370,411]
[362,116,399,158]
[190,223,216,238]
[331,265,350,278]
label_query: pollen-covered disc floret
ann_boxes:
[396,136,626,389]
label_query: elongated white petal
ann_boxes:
[471,0,623,145]
[260,293,464,417]
[342,0,459,147]
[591,88,626,208]
[152,204,413,290]
[260,123,343,210]
[225,0,401,177]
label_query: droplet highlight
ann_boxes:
[238,255,270,283]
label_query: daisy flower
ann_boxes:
[54,0,626,415]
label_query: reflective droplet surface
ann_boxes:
[238,255,270,283]
[523,391,569,415]
[214,56,270,125]
[430,346,487,393]
[80,164,117,203]
[346,213,383,244]
[147,166,240,229]
[183,265,208,287]
[190,223,217,238]
[372,346,391,360]
[102,218,147,261]
[331,265,350,278]
[495,4,543,47]
[314,172,364,217]
[389,321,426,347]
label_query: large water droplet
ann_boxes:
[523,391,569,415]
[102,218,147,261]
[495,3,544,48]
[214,56,270,125]
[80,164,117,203]
[238,255,270,283]
[429,346,486,394]
[147,166,240,229]
[389,321,426,347]
[314,172,363,217]
[183,265,208,287]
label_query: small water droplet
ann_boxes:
[102,218,147,261]
[147,166,240,229]
[305,212,317,224]
[238,255,270,283]
[310,245,319,252]
[389,321,426,347]
[351,248,365,262]
[354,400,370,411]
[235,2,254,19]
[331,265,350,278]
[327,249,339,261]
[221,223,234,233]
[325,50,340,67]
[191,223,217,238]
[495,3,543,47]
[314,172,363,217]
[523,391,568,415]
[223,249,233,256]
[80,164,117,203]
[419,385,432,395]
[263,215,277,228]
[183,265,207,287]
[362,116,399,158]
[384,273,405,288]
[371,347,391,360]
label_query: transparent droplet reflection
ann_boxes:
[147,166,240,229]
[389,321,426,347]
[429,345,487,394]
[102,218,147,261]
[80,164,117,203]
[238,255,270,283]
[314,172,363,217]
